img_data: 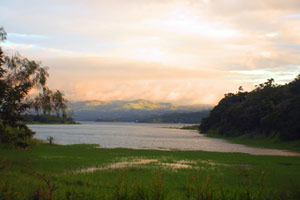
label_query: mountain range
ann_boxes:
[70,99,212,122]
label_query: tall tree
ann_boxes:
[0,27,72,147]
[0,53,49,126]
[52,90,68,119]
[39,88,52,116]
[0,27,7,110]
[0,27,50,147]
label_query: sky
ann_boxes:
[1,0,300,105]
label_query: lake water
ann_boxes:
[29,122,299,156]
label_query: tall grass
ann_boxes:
[106,170,168,200]
[1,167,300,200]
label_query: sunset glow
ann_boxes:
[1,0,300,104]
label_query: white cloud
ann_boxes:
[265,33,279,38]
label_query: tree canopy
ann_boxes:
[200,75,300,140]
[0,27,70,147]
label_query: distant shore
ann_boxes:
[26,121,80,125]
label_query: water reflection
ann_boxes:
[29,122,299,156]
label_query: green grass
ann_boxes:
[1,143,300,199]
[206,133,300,152]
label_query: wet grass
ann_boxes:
[1,143,300,199]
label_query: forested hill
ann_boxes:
[138,111,209,124]
[200,75,300,140]
[71,99,212,121]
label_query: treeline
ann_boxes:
[200,75,300,140]
[0,27,72,147]
[139,111,210,124]
[22,114,75,124]
[26,88,74,124]
[33,89,68,118]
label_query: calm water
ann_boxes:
[29,122,299,156]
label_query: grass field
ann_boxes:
[1,141,300,200]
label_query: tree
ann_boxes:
[39,87,53,116]
[32,88,69,122]
[0,27,6,41]
[0,53,49,126]
[200,75,300,140]
[0,27,7,109]
[51,90,68,119]
[0,27,49,147]
[33,95,41,115]
[0,27,73,147]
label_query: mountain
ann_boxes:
[70,99,212,122]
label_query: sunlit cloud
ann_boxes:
[2,41,35,50]
[231,67,300,84]
[265,33,279,38]
[1,0,300,104]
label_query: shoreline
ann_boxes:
[33,138,300,156]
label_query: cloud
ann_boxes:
[37,56,239,104]
[1,0,300,104]
[8,33,47,39]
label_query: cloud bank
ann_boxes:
[1,0,299,104]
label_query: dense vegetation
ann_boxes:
[139,111,209,124]
[200,76,300,140]
[0,27,70,147]
[22,114,76,124]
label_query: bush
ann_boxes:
[47,136,54,145]
[0,121,35,148]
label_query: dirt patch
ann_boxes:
[72,158,251,174]
[73,158,200,174]
[76,159,158,173]
[161,163,192,169]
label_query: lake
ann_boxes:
[29,122,299,156]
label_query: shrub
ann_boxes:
[0,121,35,148]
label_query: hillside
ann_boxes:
[200,75,300,140]
[71,99,212,121]
[139,111,209,124]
